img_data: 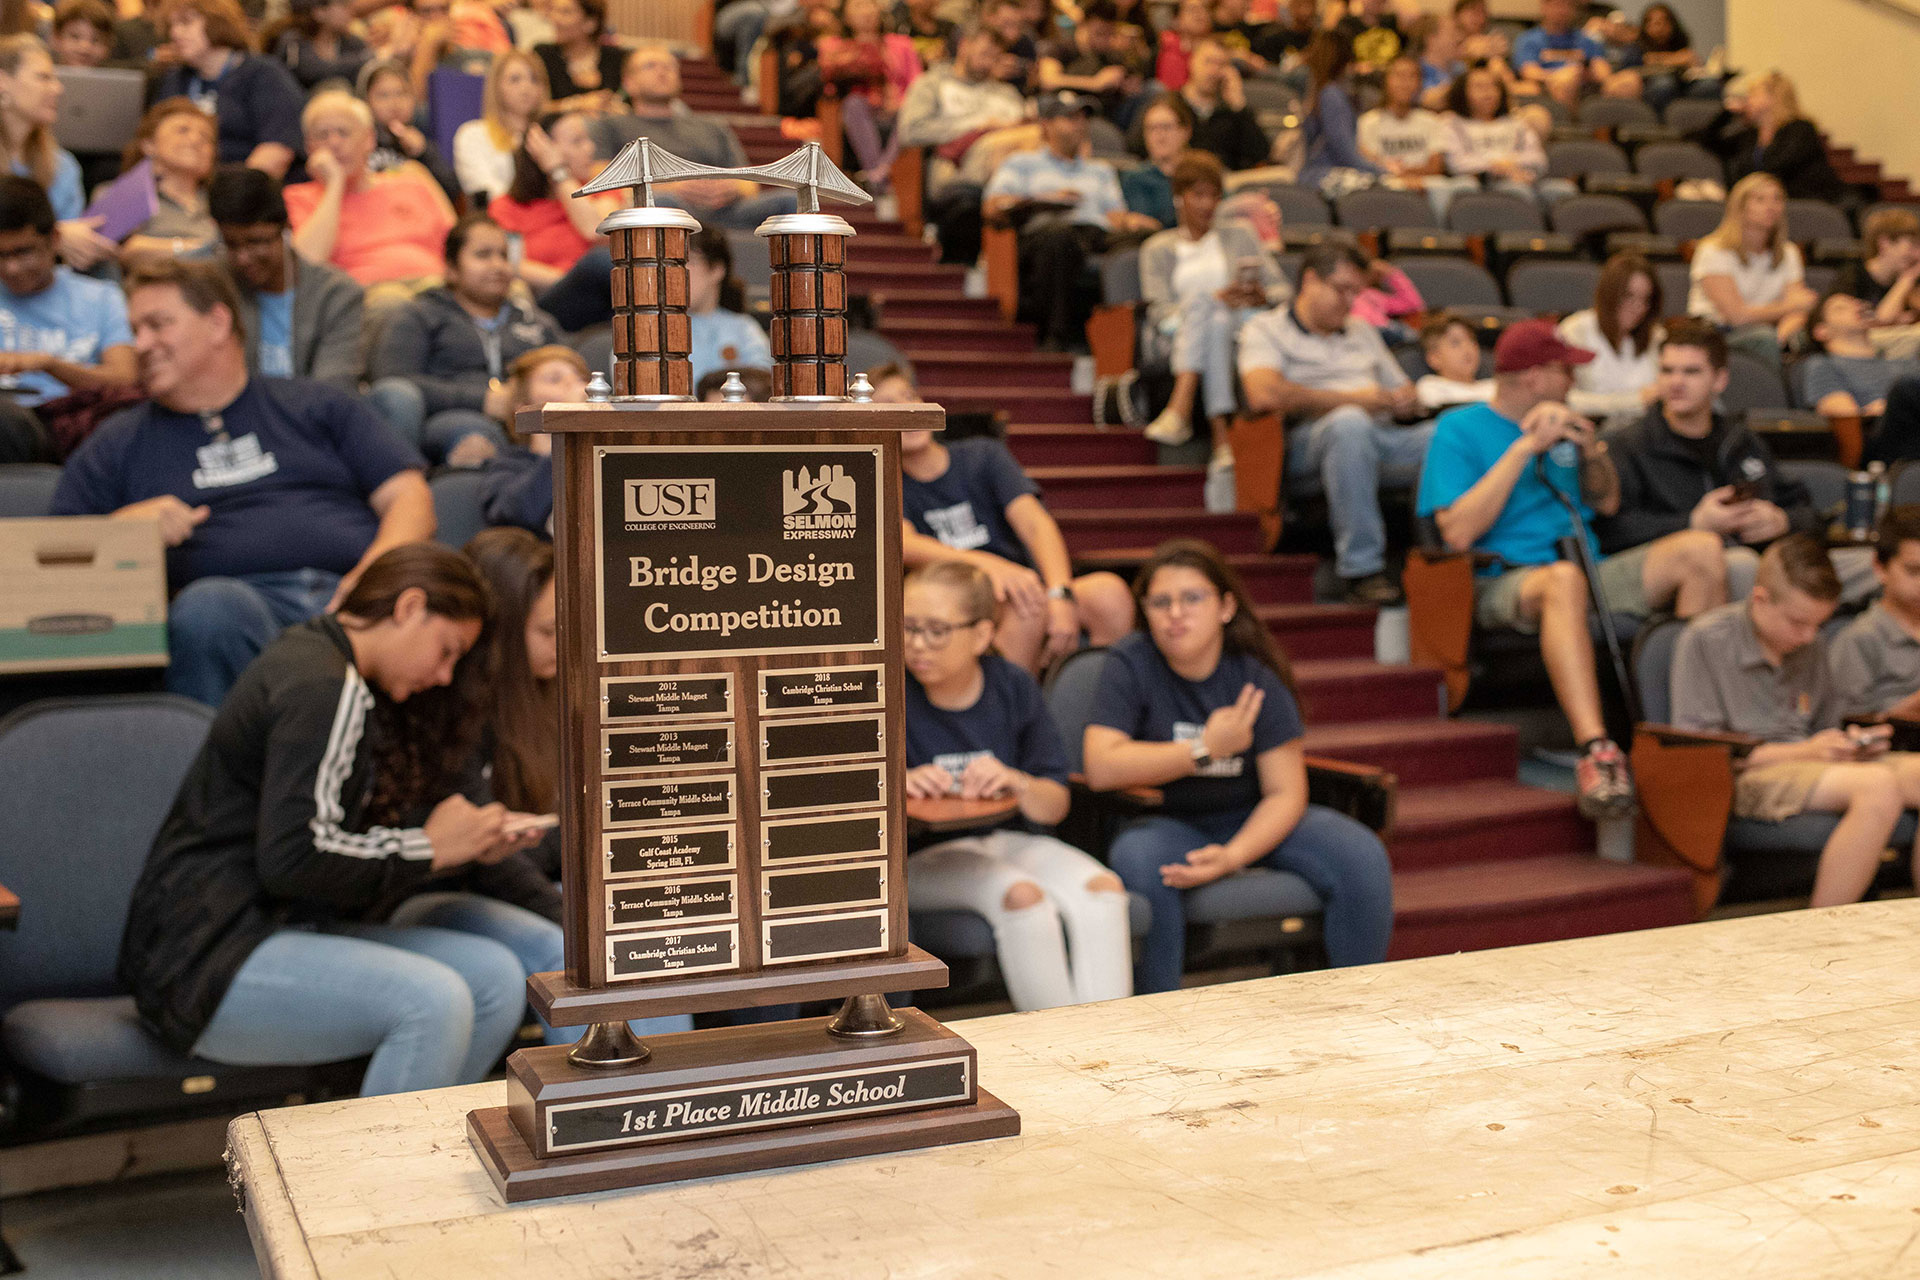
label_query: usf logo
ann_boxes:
[782,465,859,540]
[624,478,716,526]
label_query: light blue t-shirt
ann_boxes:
[0,266,133,405]
[1512,26,1606,72]
[982,149,1126,229]
[689,308,771,386]
[257,290,294,379]
[1415,400,1598,574]
[11,150,83,222]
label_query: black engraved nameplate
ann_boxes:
[542,1055,974,1155]
[604,724,733,773]
[604,923,741,982]
[606,876,738,930]
[762,908,889,965]
[758,664,884,716]
[761,812,887,865]
[760,713,884,766]
[601,674,732,722]
[604,775,735,827]
[763,861,887,916]
[605,825,735,879]
[761,763,883,815]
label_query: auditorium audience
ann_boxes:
[477,343,586,535]
[1120,92,1192,229]
[1356,55,1448,195]
[368,214,565,465]
[1178,39,1268,173]
[1830,510,1920,719]
[489,111,613,289]
[151,0,305,181]
[1140,150,1288,509]
[453,48,548,205]
[685,225,772,389]
[1702,70,1847,206]
[1511,0,1634,109]
[111,98,220,265]
[982,89,1155,352]
[878,362,1137,672]
[1334,0,1401,72]
[1036,0,1143,126]
[1239,241,1431,607]
[1837,207,1920,337]
[117,543,550,1098]
[902,560,1132,1011]
[1630,3,1707,113]
[1413,313,1493,411]
[1083,539,1393,994]
[272,0,374,92]
[1671,535,1920,907]
[1440,64,1558,212]
[531,0,622,111]
[1803,292,1920,422]
[209,166,365,392]
[820,0,923,186]
[1153,0,1214,92]
[1416,319,1729,819]
[0,34,114,269]
[1297,30,1379,193]
[1687,172,1815,365]
[52,259,434,705]
[897,24,1031,265]
[359,58,460,203]
[1557,252,1663,423]
[49,0,114,70]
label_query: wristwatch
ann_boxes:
[1046,585,1072,601]
[548,166,571,185]
[1189,738,1211,769]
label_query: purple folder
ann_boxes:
[83,161,157,244]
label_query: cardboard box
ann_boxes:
[0,517,167,674]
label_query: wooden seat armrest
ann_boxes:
[1630,725,1745,917]
[890,146,925,239]
[1304,756,1396,835]
[1638,723,1762,760]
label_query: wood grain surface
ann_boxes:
[232,900,1920,1279]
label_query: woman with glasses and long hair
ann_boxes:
[117,543,555,1097]
[903,560,1132,1010]
[1082,539,1393,993]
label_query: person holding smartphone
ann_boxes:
[1673,535,1920,907]
[1417,320,1731,820]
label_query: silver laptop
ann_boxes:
[54,66,148,155]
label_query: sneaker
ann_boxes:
[1204,451,1235,513]
[1143,405,1193,445]
[1575,739,1636,820]
[1341,572,1403,607]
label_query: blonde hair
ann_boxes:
[1706,172,1788,267]
[482,49,549,153]
[301,88,375,137]
[1742,69,1802,132]
[905,561,997,630]
[0,36,57,194]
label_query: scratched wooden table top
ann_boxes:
[230,900,1920,1278]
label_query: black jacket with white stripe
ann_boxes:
[118,616,558,1053]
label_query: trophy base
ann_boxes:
[467,1008,1017,1202]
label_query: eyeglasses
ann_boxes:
[903,617,984,646]
[1143,588,1216,615]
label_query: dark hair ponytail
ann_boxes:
[464,527,559,813]
[337,543,494,826]
[1132,538,1296,699]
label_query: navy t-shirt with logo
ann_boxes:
[52,377,424,587]
[902,438,1040,567]
[905,652,1071,788]
[1089,632,1303,814]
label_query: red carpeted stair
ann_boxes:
[690,61,1695,963]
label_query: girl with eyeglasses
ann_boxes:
[1082,539,1393,993]
[902,561,1132,1010]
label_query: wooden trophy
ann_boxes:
[466,140,1019,1202]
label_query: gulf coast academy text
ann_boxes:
[625,553,856,639]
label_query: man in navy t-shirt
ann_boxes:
[53,259,432,706]
[877,365,1137,673]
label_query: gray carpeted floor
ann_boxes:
[2,1170,258,1279]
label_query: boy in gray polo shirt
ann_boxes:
[1830,509,1920,719]
[1672,535,1920,906]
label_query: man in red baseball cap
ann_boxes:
[1416,318,1729,820]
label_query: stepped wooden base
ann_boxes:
[468,1009,1017,1202]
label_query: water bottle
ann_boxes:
[1871,460,1890,526]
[1846,469,1876,541]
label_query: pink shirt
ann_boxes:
[284,166,455,286]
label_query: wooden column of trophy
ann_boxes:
[466,141,1019,1202]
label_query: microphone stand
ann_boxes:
[1536,449,1643,728]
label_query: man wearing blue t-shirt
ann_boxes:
[1512,0,1628,108]
[0,175,137,457]
[1415,319,1726,820]
[53,259,433,706]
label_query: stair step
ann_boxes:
[1070,549,1317,605]
[1387,780,1592,871]
[909,350,1075,388]
[1256,602,1376,660]
[846,235,939,264]
[1026,464,1204,509]
[873,292,1003,321]
[1300,718,1517,787]
[847,261,969,287]
[1386,855,1695,961]
[1055,509,1265,554]
[1009,426,1154,468]
[923,386,1091,423]
[887,319,1038,353]
[1293,658,1444,724]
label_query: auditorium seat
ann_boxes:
[1545,138,1630,183]
[1334,188,1437,232]
[1395,257,1503,310]
[1785,199,1855,243]
[1446,190,1544,235]
[1633,141,1725,187]
[430,469,490,549]
[0,463,59,517]
[1661,96,1723,137]
[1576,97,1658,131]
[1505,259,1601,315]
[0,696,363,1140]
[1548,193,1648,239]
[1253,182,1334,229]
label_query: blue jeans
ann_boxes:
[1109,805,1395,994]
[364,378,508,464]
[167,568,338,706]
[190,913,529,1096]
[1172,297,1261,420]
[1286,405,1435,579]
[713,0,775,83]
[388,892,692,1042]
